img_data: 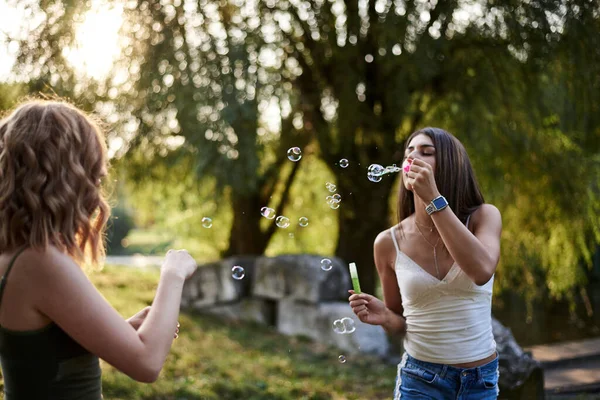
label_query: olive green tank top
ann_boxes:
[0,248,103,399]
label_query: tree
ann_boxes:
[112,0,314,256]
[262,0,600,294]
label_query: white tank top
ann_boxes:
[391,218,496,364]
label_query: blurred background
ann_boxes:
[0,0,599,398]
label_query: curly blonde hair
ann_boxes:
[0,100,110,265]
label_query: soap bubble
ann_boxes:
[287,147,302,162]
[232,266,245,280]
[201,217,213,228]
[339,159,349,168]
[367,173,383,183]
[325,182,337,192]
[260,207,276,219]
[341,317,356,334]
[332,193,341,201]
[275,216,290,228]
[299,217,309,227]
[333,319,345,334]
[321,258,333,271]
[338,355,347,363]
[329,202,340,209]
[368,163,385,176]
[385,164,401,173]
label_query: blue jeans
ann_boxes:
[394,352,499,399]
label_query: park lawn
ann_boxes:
[91,265,395,399]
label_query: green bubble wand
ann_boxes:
[349,262,361,294]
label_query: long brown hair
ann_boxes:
[0,100,110,265]
[397,127,484,225]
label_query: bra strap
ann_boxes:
[0,247,28,308]
[390,226,401,256]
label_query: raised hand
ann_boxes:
[405,158,440,203]
[162,249,198,280]
[348,290,389,326]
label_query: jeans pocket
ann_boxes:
[401,364,437,384]
[482,371,499,389]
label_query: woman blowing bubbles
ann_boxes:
[0,100,197,399]
[349,128,502,399]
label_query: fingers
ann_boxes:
[348,292,373,301]
[174,322,180,339]
[410,158,430,169]
[356,309,369,320]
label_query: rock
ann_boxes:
[183,257,257,308]
[315,302,390,358]
[277,300,390,358]
[198,298,276,326]
[492,317,545,399]
[217,256,257,302]
[253,255,351,303]
[182,263,220,308]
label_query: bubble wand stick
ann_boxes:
[349,262,361,294]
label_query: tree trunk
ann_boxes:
[224,159,302,257]
[334,166,396,295]
[224,193,269,256]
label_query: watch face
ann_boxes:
[432,196,448,209]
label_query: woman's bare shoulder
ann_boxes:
[472,204,502,226]
[14,246,82,283]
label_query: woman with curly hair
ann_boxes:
[0,100,198,399]
[349,128,502,399]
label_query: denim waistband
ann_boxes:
[404,352,498,381]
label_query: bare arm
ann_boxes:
[431,204,502,286]
[32,248,196,383]
[349,230,406,336]
[374,230,407,336]
[407,158,502,286]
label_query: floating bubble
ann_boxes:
[332,193,341,202]
[367,173,383,183]
[275,216,291,228]
[260,207,276,219]
[325,182,337,192]
[385,164,401,173]
[232,266,245,280]
[339,159,349,168]
[338,355,347,363]
[299,217,309,227]
[321,258,333,271]
[333,319,345,334]
[202,217,213,228]
[341,317,356,334]
[329,202,340,210]
[287,147,302,162]
[368,163,385,176]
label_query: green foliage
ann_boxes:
[116,151,232,261]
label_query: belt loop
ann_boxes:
[440,364,448,379]
[476,366,482,381]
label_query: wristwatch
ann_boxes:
[425,195,449,215]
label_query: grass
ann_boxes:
[0,265,395,399]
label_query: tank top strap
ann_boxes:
[465,214,472,230]
[0,247,28,308]
[390,226,401,256]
